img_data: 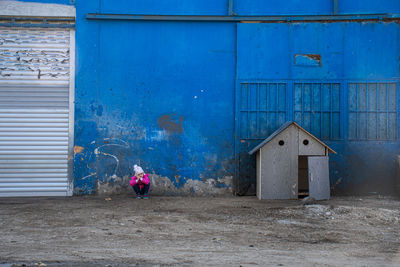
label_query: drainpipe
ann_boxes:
[333,0,339,15]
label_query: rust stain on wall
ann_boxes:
[157,114,184,133]
[74,145,85,154]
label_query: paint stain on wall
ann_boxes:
[157,114,184,133]
[74,145,85,154]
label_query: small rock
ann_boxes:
[136,230,142,233]
[104,197,112,201]
[325,211,332,216]
[249,245,254,247]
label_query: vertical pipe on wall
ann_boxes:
[333,0,339,15]
[228,0,234,16]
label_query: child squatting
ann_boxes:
[129,165,150,199]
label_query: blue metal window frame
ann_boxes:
[293,80,343,141]
[234,79,344,142]
[234,79,290,193]
[347,80,399,141]
[237,80,289,140]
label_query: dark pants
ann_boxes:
[132,184,150,196]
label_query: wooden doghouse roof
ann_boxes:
[248,121,336,155]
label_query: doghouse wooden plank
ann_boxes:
[308,156,330,200]
[298,129,326,156]
[260,124,298,199]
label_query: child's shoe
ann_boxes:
[143,195,148,199]
[136,195,142,199]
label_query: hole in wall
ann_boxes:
[303,139,309,145]
[278,140,285,146]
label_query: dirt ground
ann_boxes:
[0,195,399,267]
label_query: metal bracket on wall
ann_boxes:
[0,16,75,28]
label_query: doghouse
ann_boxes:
[249,121,336,200]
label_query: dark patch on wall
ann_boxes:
[294,54,322,66]
[96,105,103,117]
[157,114,184,133]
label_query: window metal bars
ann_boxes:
[238,80,397,141]
[240,82,286,139]
[348,81,397,141]
[293,82,341,140]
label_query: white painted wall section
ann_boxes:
[0,0,75,18]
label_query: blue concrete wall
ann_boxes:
[17,0,400,195]
[73,0,237,195]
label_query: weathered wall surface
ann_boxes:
[236,21,400,195]
[15,0,400,196]
[72,0,236,195]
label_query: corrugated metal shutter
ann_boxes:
[0,27,74,197]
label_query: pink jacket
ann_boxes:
[130,173,150,189]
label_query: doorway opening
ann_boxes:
[298,156,309,198]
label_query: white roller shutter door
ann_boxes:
[0,27,74,197]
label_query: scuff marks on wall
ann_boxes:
[149,174,232,196]
[93,138,129,179]
[74,138,132,195]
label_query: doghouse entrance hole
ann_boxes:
[298,156,309,198]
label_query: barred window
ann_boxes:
[294,82,341,140]
[348,82,397,140]
[239,82,286,139]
